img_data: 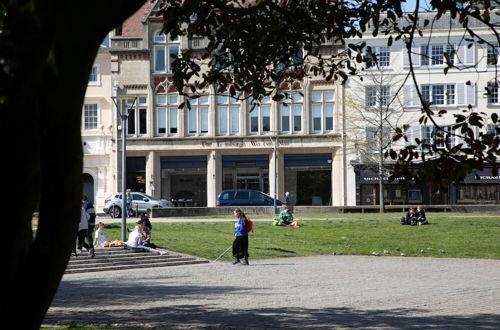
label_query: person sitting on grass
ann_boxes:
[277,204,300,228]
[416,206,429,225]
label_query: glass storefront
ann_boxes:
[222,155,269,193]
[355,165,422,205]
[456,183,500,204]
[160,156,207,206]
[127,157,146,192]
[284,153,332,205]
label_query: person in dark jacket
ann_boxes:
[416,206,429,225]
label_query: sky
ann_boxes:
[401,0,433,12]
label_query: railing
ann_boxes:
[111,38,143,50]
[189,37,209,50]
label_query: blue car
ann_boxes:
[216,189,283,206]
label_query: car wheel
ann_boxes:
[111,206,121,218]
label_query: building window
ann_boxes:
[366,47,390,68]
[365,86,391,108]
[279,92,303,133]
[187,95,209,135]
[83,104,98,130]
[249,96,271,134]
[217,95,240,135]
[421,45,454,66]
[422,126,455,149]
[311,91,334,133]
[156,94,178,136]
[88,65,99,84]
[153,31,180,73]
[126,96,148,136]
[421,84,455,105]
[487,45,500,66]
[487,81,499,105]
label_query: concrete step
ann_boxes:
[65,247,209,274]
[65,259,209,274]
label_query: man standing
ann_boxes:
[82,195,95,258]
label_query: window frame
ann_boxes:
[83,103,99,130]
[156,94,179,136]
[125,96,148,137]
[249,96,272,135]
[217,95,240,136]
[187,95,209,136]
[88,64,100,85]
[311,90,335,133]
[278,92,303,134]
[153,31,180,74]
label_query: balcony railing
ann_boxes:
[111,38,143,50]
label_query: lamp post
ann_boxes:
[268,131,279,214]
[112,95,138,241]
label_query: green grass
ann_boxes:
[102,213,500,260]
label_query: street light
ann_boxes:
[268,131,279,214]
[112,95,138,241]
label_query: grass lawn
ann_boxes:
[100,212,500,261]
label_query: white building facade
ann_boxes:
[82,46,115,211]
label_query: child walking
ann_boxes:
[232,208,249,265]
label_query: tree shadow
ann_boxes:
[45,279,500,329]
[259,247,296,254]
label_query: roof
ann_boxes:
[118,1,156,37]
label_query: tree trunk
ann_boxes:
[379,135,386,213]
[5,1,146,328]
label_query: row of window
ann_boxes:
[83,91,335,136]
[366,125,499,152]
[149,31,497,74]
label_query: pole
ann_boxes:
[273,135,278,214]
[121,110,127,241]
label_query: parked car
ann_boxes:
[103,192,171,218]
[216,189,283,206]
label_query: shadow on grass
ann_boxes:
[261,247,296,254]
[45,278,500,329]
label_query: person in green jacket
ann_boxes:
[277,204,300,228]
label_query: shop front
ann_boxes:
[355,165,422,206]
[160,156,207,207]
[222,154,269,193]
[453,168,500,204]
[284,153,332,206]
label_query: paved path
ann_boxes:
[44,255,500,329]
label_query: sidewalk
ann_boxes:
[44,254,500,329]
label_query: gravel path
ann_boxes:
[44,255,500,329]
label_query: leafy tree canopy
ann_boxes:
[157,0,499,183]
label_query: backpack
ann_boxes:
[246,218,253,233]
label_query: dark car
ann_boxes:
[216,189,283,206]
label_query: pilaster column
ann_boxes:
[206,150,220,207]
[145,151,159,198]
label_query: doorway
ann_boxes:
[83,173,94,203]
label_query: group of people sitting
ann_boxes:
[400,206,429,226]
[93,214,168,255]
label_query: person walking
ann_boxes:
[232,208,250,265]
[82,195,96,251]
[76,206,95,258]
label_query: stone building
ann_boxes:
[89,4,499,210]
